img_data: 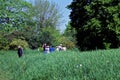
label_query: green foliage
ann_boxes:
[37,47,43,52]
[58,36,75,49]
[0,0,34,33]
[40,30,53,45]
[64,22,76,39]
[1,49,120,79]
[0,36,9,50]
[4,31,25,42]
[103,42,111,49]
[34,0,61,29]
[62,22,77,49]
[41,27,61,46]
[0,0,63,50]
[19,26,61,49]
[68,0,120,50]
[9,39,29,50]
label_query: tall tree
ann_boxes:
[34,0,61,29]
[0,0,33,33]
[28,0,62,49]
[63,22,76,44]
[68,0,120,50]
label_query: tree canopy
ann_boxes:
[34,0,61,29]
[68,0,120,50]
[0,0,33,33]
[0,0,64,50]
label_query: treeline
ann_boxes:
[0,0,76,50]
[68,0,120,51]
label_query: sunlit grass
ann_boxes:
[0,49,120,80]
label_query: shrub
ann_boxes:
[58,36,75,49]
[38,47,44,52]
[65,41,75,49]
[0,37,9,50]
[103,42,111,49]
[9,39,29,50]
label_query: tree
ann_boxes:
[40,27,61,46]
[0,0,34,33]
[0,0,35,50]
[63,22,76,47]
[34,0,61,29]
[0,0,63,50]
[68,0,120,50]
[26,0,62,49]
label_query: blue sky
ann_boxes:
[48,0,72,32]
[26,0,72,32]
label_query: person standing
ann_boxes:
[45,46,50,53]
[50,46,55,52]
[18,46,23,58]
[58,44,63,51]
[42,43,47,52]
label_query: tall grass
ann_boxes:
[0,49,120,80]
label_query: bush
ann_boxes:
[58,36,75,49]
[103,42,111,49]
[38,47,44,52]
[9,39,29,50]
[0,37,9,50]
[65,41,75,49]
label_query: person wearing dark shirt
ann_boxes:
[42,43,47,52]
[18,46,23,58]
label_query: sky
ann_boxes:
[26,0,72,32]
[48,0,72,32]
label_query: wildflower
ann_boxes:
[76,64,82,68]
[79,64,82,67]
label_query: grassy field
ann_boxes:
[0,49,120,80]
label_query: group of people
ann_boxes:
[42,43,55,53]
[42,43,66,53]
[17,43,67,58]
